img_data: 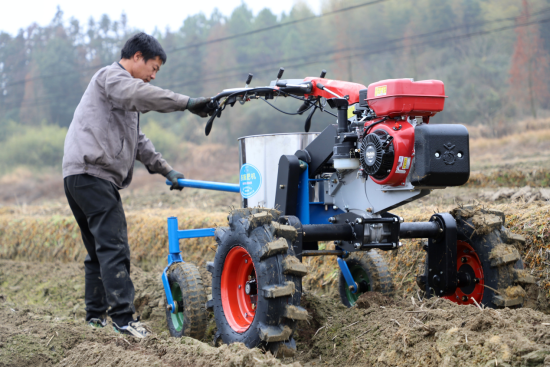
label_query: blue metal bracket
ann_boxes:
[296,164,310,224]
[165,178,240,193]
[295,163,343,224]
[163,216,216,313]
[337,257,357,293]
[162,267,177,313]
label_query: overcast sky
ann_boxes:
[2,0,321,36]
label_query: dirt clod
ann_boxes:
[355,292,394,309]
[505,285,527,299]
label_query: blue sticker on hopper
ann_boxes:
[239,164,262,199]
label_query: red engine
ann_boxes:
[305,77,448,187]
[359,119,415,186]
[365,79,447,118]
[359,79,447,186]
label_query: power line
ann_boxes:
[9,4,542,96]
[1,0,387,89]
[154,10,550,90]
[166,0,388,53]
[2,64,106,88]
[7,1,550,95]
[3,9,523,106]
[10,15,549,112]
[159,15,550,91]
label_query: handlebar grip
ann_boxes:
[277,67,285,79]
[320,70,327,78]
[205,113,217,136]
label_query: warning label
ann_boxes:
[395,156,411,173]
[374,85,387,97]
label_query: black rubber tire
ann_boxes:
[420,206,532,308]
[209,208,308,358]
[165,262,208,339]
[338,250,393,308]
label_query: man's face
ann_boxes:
[133,54,162,83]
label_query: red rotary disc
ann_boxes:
[220,246,257,332]
[444,240,484,305]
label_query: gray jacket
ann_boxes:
[62,62,190,188]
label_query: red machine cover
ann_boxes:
[366,79,447,118]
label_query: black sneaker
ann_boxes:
[113,319,152,338]
[88,318,107,328]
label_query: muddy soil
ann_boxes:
[4,259,550,366]
[296,292,550,367]
[0,260,296,367]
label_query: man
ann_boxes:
[62,32,211,338]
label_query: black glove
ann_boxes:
[165,170,185,191]
[187,97,212,118]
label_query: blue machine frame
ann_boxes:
[162,164,357,313]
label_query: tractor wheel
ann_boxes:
[165,262,208,339]
[338,250,393,308]
[422,206,535,308]
[208,208,308,358]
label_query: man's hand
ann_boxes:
[187,97,212,118]
[165,170,185,191]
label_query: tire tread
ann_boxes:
[165,262,208,340]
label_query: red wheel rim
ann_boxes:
[221,246,257,332]
[444,240,484,305]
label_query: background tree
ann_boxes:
[1,0,549,172]
[509,0,550,118]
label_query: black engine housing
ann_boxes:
[410,124,470,187]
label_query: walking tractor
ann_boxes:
[160,68,531,356]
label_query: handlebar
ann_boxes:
[205,84,311,136]
[166,178,240,193]
[203,70,339,136]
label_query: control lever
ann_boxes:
[204,100,221,136]
[316,82,342,99]
[244,73,253,87]
[297,96,313,115]
[304,104,317,132]
[275,67,285,85]
[205,112,216,136]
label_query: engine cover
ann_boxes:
[410,124,470,187]
[360,130,394,180]
[360,120,415,186]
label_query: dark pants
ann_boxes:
[64,174,134,326]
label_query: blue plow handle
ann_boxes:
[165,178,240,193]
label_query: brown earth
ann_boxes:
[0,260,297,367]
[5,258,550,366]
[295,292,550,367]
[1,190,549,366]
[1,122,550,366]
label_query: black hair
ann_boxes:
[121,32,167,64]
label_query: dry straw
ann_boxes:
[0,208,225,266]
[1,202,548,299]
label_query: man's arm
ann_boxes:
[104,67,189,113]
[136,128,173,176]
